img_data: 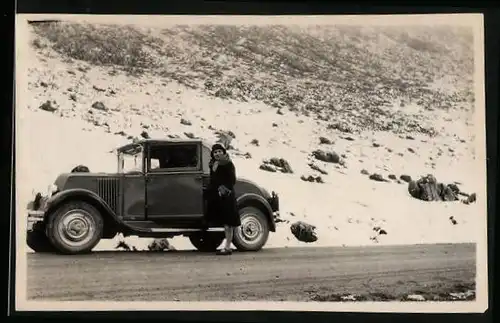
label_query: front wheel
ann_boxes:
[189,232,225,252]
[46,201,104,254]
[233,206,270,252]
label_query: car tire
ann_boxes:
[233,206,270,252]
[46,201,104,254]
[189,232,225,252]
[27,225,56,253]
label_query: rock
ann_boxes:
[114,131,127,136]
[388,174,397,180]
[140,131,150,139]
[69,93,77,101]
[312,149,340,163]
[449,216,458,225]
[290,221,318,243]
[327,122,352,133]
[405,135,415,140]
[442,185,458,201]
[264,158,293,174]
[93,85,106,92]
[319,137,332,145]
[180,118,192,126]
[369,173,387,182]
[400,174,412,183]
[39,100,58,112]
[115,240,138,251]
[71,165,90,173]
[250,139,260,146]
[184,132,196,139]
[361,169,370,175]
[407,174,461,202]
[272,123,278,127]
[259,164,277,172]
[372,142,381,147]
[301,175,324,183]
[308,163,328,175]
[448,183,460,194]
[408,147,416,153]
[406,294,426,301]
[148,238,176,251]
[91,101,108,111]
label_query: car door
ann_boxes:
[119,144,147,221]
[145,142,205,222]
[121,173,147,220]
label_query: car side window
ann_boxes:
[149,144,200,172]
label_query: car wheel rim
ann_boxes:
[57,209,96,247]
[238,214,263,245]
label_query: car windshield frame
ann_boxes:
[117,144,144,173]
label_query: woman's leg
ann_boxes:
[223,225,233,250]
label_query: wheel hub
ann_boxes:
[66,218,89,239]
[57,209,95,246]
[240,216,262,242]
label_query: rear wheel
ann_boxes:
[233,206,270,252]
[27,224,56,253]
[46,201,104,254]
[189,232,225,252]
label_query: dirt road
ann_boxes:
[26,243,476,302]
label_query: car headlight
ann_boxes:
[260,186,271,198]
[47,184,58,198]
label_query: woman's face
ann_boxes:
[213,149,225,160]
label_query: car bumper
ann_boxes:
[267,191,280,221]
[26,192,49,231]
[27,209,45,231]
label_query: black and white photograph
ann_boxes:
[14,13,488,312]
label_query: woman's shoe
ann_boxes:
[216,248,232,255]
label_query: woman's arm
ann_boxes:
[228,162,236,188]
[219,163,236,190]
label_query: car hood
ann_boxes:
[54,172,119,190]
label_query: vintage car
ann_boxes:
[26,139,280,254]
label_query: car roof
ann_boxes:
[116,138,213,153]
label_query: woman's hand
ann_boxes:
[218,185,231,197]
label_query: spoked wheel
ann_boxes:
[46,201,104,254]
[189,232,225,252]
[233,206,270,252]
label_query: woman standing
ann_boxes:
[207,143,241,255]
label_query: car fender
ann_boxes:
[45,188,120,224]
[237,193,276,232]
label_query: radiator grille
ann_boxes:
[97,178,119,213]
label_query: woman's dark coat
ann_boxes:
[206,159,241,227]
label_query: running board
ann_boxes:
[150,228,225,233]
[121,220,225,234]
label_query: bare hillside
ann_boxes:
[19,20,481,251]
[31,21,475,136]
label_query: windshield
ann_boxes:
[118,145,143,173]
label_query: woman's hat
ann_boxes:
[211,143,226,152]
[211,143,227,157]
